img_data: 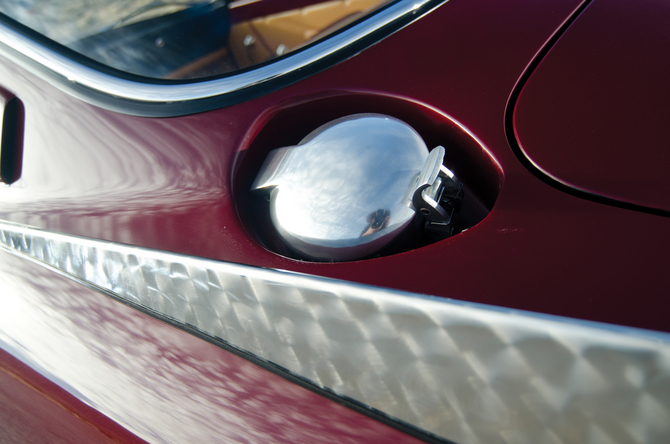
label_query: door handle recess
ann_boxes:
[0,91,24,184]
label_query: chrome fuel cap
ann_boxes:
[252,114,454,261]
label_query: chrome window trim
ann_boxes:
[0,0,444,109]
[0,219,669,444]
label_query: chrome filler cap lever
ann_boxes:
[410,146,463,235]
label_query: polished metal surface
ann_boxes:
[409,145,460,228]
[0,249,415,444]
[0,0,444,106]
[0,220,669,444]
[252,114,428,261]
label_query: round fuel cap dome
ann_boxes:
[252,114,430,261]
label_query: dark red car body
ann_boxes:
[0,0,668,442]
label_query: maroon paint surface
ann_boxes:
[1,0,665,331]
[0,0,669,441]
[514,0,670,212]
[0,349,148,444]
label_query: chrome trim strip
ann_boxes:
[0,0,442,104]
[0,220,669,444]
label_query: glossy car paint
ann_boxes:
[0,0,666,330]
[0,350,147,444]
[0,0,668,442]
[514,0,670,214]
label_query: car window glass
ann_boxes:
[0,0,393,79]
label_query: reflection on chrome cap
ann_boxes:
[252,114,429,261]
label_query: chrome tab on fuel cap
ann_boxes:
[252,113,458,261]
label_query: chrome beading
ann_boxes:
[0,220,668,444]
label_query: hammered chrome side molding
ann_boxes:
[0,220,669,444]
[0,0,445,114]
